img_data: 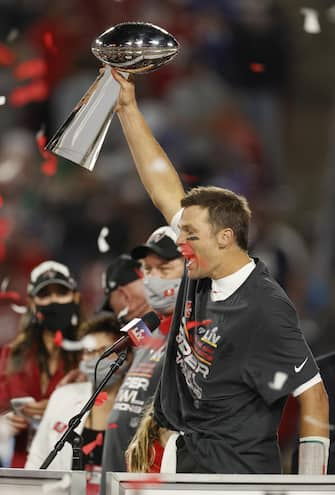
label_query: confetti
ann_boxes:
[0,96,6,106]
[0,277,9,292]
[0,43,15,66]
[13,58,47,80]
[95,391,108,406]
[41,156,58,176]
[6,29,19,43]
[54,330,63,347]
[249,62,265,73]
[10,304,27,314]
[9,80,49,106]
[0,291,21,303]
[43,32,58,54]
[108,422,118,429]
[97,226,110,253]
[301,8,321,34]
[82,432,104,455]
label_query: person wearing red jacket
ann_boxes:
[0,260,83,467]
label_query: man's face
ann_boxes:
[141,252,184,315]
[177,205,224,279]
[141,253,184,280]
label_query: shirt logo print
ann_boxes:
[294,357,308,373]
[268,371,288,390]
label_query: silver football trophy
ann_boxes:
[45,22,179,171]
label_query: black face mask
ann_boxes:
[35,301,80,338]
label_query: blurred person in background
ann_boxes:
[26,314,132,495]
[126,400,178,474]
[100,230,183,492]
[0,260,82,467]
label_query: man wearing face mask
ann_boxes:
[100,230,183,491]
[26,314,132,494]
[0,260,82,467]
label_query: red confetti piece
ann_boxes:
[0,195,3,208]
[181,173,199,183]
[54,330,63,347]
[186,319,212,330]
[0,291,21,303]
[36,129,58,176]
[0,43,16,66]
[36,129,48,157]
[43,32,58,54]
[82,432,104,455]
[13,58,47,80]
[95,391,108,406]
[108,422,118,429]
[41,156,58,176]
[9,80,49,107]
[249,62,265,73]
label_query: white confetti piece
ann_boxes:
[10,304,27,314]
[6,28,19,43]
[301,8,321,34]
[0,277,9,292]
[0,96,6,106]
[97,226,110,253]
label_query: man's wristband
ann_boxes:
[298,436,330,474]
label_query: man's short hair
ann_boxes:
[181,186,251,250]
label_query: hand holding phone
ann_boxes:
[10,396,35,418]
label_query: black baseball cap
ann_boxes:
[99,254,143,312]
[27,260,77,297]
[131,226,181,261]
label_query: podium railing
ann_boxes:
[106,473,335,495]
[0,468,86,494]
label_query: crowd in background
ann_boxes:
[0,0,334,390]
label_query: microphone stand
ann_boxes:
[40,350,128,470]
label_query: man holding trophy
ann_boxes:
[107,66,329,476]
[46,22,329,476]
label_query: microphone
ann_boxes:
[100,311,160,359]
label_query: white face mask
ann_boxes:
[143,275,181,314]
[79,356,129,389]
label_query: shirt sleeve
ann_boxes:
[170,209,183,235]
[243,294,319,405]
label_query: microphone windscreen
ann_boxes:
[142,311,160,331]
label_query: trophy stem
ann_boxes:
[46,69,128,171]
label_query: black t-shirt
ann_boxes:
[154,259,319,474]
[101,326,167,476]
[314,353,335,473]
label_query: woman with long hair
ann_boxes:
[126,402,178,473]
[0,260,83,467]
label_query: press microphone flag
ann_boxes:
[100,311,160,359]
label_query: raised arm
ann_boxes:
[112,69,185,224]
